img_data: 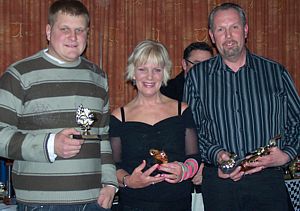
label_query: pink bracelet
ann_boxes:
[184,158,199,179]
[178,159,199,182]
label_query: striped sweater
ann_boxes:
[0,50,117,204]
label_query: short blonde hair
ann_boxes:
[126,40,172,86]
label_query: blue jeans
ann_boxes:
[17,202,111,211]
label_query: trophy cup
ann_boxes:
[219,134,281,174]
[72,105,100,140]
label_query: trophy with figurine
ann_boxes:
[219,135,281,174]
[149,149,168,164]
[72,105,100,140]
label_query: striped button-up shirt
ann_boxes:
[183,49,300,165]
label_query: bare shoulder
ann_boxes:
[164,96,188,115]
[111,107,122,120]
[180,102,189,114]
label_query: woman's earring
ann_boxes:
[132,79,136,86]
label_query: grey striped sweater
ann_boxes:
[0,50,117,204]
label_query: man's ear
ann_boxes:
[46,24,51,41]
[244,24,249,39]
[209,29,215,44]
[181,59,188,74]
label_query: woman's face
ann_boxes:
[134,61,164,97]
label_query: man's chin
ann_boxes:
[64,53,81,62]
[224,48,240,58]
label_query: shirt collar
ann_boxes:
[44,49,66,64]
[209,48,255,74]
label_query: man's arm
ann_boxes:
[183,68,225,165]
[98,74,118,208]
[0,69,51,162]
[281,69,300,159]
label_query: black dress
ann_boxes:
[109,103,200,211]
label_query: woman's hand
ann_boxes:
[192,163,204,185]
[126,160,164,188]
[158,161,183,183]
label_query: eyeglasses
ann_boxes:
[185,59,197,65]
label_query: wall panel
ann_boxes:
[0,0,299,110]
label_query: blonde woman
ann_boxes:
[110,40,200,211]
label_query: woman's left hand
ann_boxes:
[158,162,182,183]
[192,163,204,185]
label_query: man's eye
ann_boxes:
[61,28,69,32]
[75,29,84,34]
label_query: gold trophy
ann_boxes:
[72,105,100,140]
[219,135,281,174]
[149,149,168,164]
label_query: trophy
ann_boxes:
[72,105,100,140]
[219,134,281,174]
[148,149,168,175]
[149,149,168,164]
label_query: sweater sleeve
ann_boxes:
[99,73,118,188]
[0,68,50,162]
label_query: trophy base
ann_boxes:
[72,134,101,140]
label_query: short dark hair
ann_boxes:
[48,0,90,27]
[183,42,213,60]
[208,2,246,31]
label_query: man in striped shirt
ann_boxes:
[0,0,117,210]
[184,2,299,211]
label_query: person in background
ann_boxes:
[109,40,201,211]
[184,2,300,211]
[0,0,117,210]
[160,41,213,102]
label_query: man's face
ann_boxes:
[209,8,248,62]
[182,49,212,74]
[46,12,89,62]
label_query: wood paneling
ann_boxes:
[0,0,299,110]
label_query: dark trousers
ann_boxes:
[116,196,191,211]
[202,166,293,211]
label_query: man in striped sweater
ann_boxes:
[0,0,117,210]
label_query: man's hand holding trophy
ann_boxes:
[72,105,100,140]
[219,135,282,174]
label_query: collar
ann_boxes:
[209,48,255,75]
[44,49,66,64]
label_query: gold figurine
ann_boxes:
[219,135,281,174]
[149,149,168,164]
